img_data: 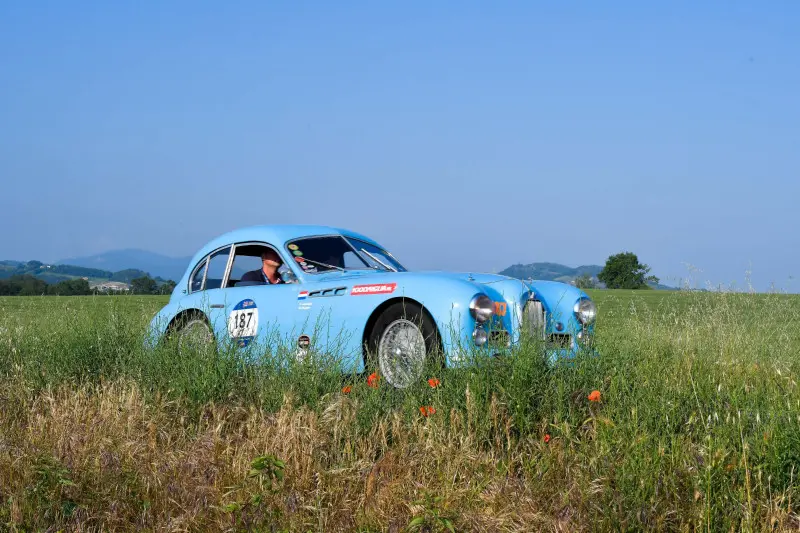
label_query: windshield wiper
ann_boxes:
[300,258,346,272]
[360,248,397,272]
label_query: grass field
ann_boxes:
[1,290,799,531]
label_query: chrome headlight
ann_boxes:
[573,297,597,325]
[469,294,494,323]
[472,327,488,346]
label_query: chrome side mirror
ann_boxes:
[279,265,299,284]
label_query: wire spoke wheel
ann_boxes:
[377,318,426,388]
[178,318,215,355]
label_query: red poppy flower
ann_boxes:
[367,372,380,388]
[588,390,601,403]
[543,434,551,444]
[427,377,441,388]
[341,385,352,394]
[419,406,436,417]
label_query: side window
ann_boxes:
[226,243,282,288]
[205,247,231,290]
[189,259,207,293]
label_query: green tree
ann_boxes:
[131,276,158,295]
[2,274,48,296]
[598,252,659,289]
[48,278,91,296]
[159,280,177,295]
[575,273,597,289]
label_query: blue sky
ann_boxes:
[1,1,798,291]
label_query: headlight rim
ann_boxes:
[573,297,597,325]
[469,294,494,323]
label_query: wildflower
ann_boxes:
[427,377,441,388]
[419,406,436,417]
[367,372,380,388]
[341,385,352,394]
[588,390,601,403]
[543,434,551,444]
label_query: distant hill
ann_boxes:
[0,260,160,285]
[498,262,675,290]
[58,249,191,282]
[498,262,603,283]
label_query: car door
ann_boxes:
[205,241,307,358]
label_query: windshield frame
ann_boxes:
[346,237,407,272]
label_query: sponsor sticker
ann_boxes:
[292,250,303,256]
[288,244,299,250]
[351,283,397,296]
[494,302,507,316]
[295,256,305,264]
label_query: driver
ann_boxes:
[240,249,285,285]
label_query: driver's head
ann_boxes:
[261,249,282,268]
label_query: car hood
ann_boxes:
[305,270,586,309]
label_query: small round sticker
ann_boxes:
[288,244,299,251]
[292,250,303,256]
[296,334,311,361]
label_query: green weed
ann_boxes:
[0,291,797,530]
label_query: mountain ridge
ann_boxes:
[0,260,163,285]
[497,262,603,283]
[57,249,191,282]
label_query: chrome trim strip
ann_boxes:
[188,257,207,294]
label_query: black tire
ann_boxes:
[366,301,441,388]
[169,312,216,355]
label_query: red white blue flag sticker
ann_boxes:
[298,291,309,300]
[351,283,397,295]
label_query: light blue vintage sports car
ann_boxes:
[146,225,597,388]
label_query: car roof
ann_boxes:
[188,224,382,266]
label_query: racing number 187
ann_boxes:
[233,311,253,329]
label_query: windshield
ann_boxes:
[285,235,406,274]
[346,237,406,272]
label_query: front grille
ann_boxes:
[522,299,546,340]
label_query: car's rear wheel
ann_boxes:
[366,302,440,389]
[173,313,216,355]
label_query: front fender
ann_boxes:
[385,277,490,364]
[525,280,588,331]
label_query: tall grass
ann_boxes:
[0,291,798,531]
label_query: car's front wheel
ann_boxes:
[366,301,440,389]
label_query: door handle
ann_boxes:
[210,304,224,309]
